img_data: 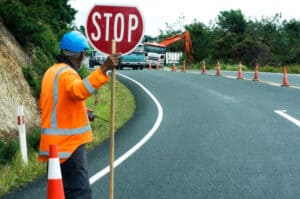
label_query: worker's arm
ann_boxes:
[64,53,121,100]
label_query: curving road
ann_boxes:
[2,69,300,199]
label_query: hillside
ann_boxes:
[0,17,39,141]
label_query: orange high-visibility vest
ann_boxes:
[38,63,109,163]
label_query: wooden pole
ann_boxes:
[109,40,116,199]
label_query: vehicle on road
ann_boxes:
[117,43,146,70]
[159,30,193,61]
[144,30,193,68]
[144,42,166,68]
[89,50,107,68]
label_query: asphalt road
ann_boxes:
[2,69,300,199]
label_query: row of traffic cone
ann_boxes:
[169,61,187,72]
[148,62,160,70]
[201,61,289,86]
[164,60,290,87]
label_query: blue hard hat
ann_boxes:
[59,31,89,53]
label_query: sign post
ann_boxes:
[109,39,116,199]
[86,5,144,199]
[17,105,28,165]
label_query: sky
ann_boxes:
[69,0,299,37]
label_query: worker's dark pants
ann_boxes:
[61,144,92,199]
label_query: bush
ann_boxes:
[287,65,300,74]
[232,39,274,68]
[0,139,19,165]
[22,67,40,98]
[0,128,41,166]
[27,128,40,152]
[260,65,280,73]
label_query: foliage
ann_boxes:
[186,21,211,61]
[0,0,75,52]
[231,39,274,68]
[0,0,75,98]
[0,128,41,166]
[217,9,247,34]
[0,139,18,165]
[78,64,90,78]
[26,128,41,152]
[156,10,300,68]
[0,152,46,196]
[22,67,39,97]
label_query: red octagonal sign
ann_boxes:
[86,5,144,55]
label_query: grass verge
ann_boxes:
[0,79,135,196]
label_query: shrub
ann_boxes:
[27,128,40,152]
[0,139,19,165]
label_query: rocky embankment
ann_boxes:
[0,18,39,141]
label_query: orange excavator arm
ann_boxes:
[159,30,193,61]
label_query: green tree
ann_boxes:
[211,10,247,63]
[185,21,210,62]
[282,19,300,63]
[0,0,78,97]
[0,0,75,53]
[152,10,300,67]
[217,9,247,34]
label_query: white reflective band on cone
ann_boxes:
[48,158,62,179]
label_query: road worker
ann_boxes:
[38,31,120,199]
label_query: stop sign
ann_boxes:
[85,5,144,55]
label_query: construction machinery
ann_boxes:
[159,30,193,61]
[144,30,193,68]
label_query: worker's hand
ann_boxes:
[100,53,122,73]
[87,109,95,122]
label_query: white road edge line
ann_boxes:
[274,110,300,127]
[89,72,164,185]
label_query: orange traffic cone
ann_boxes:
[171,63,176,71]
[253,64,259,81]
[156,60,159,70]
[281,66,289,86]
[201,60,206,74]
[47,144,65,199]
[181,60,186,72]
[215,61,221,76]
[237,62,243,79]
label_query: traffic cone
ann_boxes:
[148,62,152,70]
[253,64,259,81]
[171,63,176,71]
[181,60,186,72]
[215,61,221,76]
[237,62,243,79]
[201,60,206,74]
[281,66,289,86]
[47,144,65,199]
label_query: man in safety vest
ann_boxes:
[38,31,120,199]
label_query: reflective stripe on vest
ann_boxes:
[83,77,96,94]
[41,125,91,135]
[39,150,71,159]
[51,66,68,128]
[42,65,91,135]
